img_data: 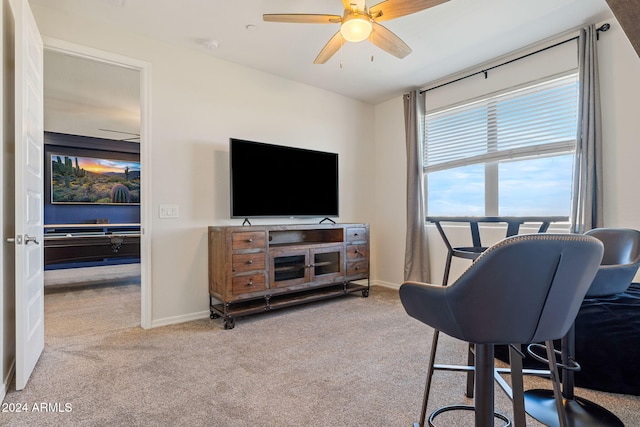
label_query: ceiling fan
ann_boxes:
[263,0,449,64]
[98,128,141,142]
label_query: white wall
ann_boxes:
[598,21,640,227]
[371,96,406,287]
[372,17,640,288]
[30,5,375,325]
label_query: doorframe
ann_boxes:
[43,37,152,329]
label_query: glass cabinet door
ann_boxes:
[270,248,309,288]
[310,246,344,284]
[269,245,345,288]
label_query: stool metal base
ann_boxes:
[424,404,511,427]
[523,389,624,427]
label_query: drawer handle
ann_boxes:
[247,259,254,265]
[248,238,253,243]
[247,279,253,287]
[355,266,360,270]
[354,233,359,237]
[354,249,360,254]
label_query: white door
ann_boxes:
[12,0,44,391]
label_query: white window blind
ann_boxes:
[424,74,579,173]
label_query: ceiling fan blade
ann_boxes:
[97,129,140,142]
[314,31,344,64]
[369,0,449,22]
[263,14,342,24]
[370,22,411,58]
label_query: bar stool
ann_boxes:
[427,216,566,401]
[524,228,640,427]
[400,234,603,427]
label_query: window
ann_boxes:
[424,74,578,216]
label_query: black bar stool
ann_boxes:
[426,216,567,403]
[400,234,603,427]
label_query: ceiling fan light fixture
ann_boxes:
[340,14,372,43]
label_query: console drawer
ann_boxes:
[232,232,266,251]
[346,227,367,243]
[232,274,266,295]
[232,253,266,272]
[346,244,368,260]
[347,260,369,277]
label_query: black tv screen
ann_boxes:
[230,138,339,218]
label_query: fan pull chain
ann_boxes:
[370,31,374,62]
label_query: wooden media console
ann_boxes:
[208,223,370,329]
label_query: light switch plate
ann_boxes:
[159,204,179,219]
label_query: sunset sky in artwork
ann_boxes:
[53,155,139,174]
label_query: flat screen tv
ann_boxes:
[230,138,338,218]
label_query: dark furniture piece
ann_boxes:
[208,223,370,329]
[400,234,603,427]
[575,283,640,395]
[498,282,640,398]
[44,223,141,269]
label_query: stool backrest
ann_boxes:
[584,228,640,266]
[583,228,640,297]
[438,234,602,344]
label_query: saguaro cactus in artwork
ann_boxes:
[74,157,86,177]
[52,155,74,188]
[110,183,131,203]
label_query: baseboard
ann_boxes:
[150,310,210,328]
[2,359,15,402]
[371,280,400,290]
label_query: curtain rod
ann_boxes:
[420,23,610,94]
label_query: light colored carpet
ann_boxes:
[44,263,141,287]
[2,285,639,426]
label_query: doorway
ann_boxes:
[43,38,151,329]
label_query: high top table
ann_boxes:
[427,216,569,285]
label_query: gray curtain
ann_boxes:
[403,91,430,282]
[571,25,603,234]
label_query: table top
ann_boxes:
[426,216,569,223]
[427,215,570,253]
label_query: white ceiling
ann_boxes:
[33,0,614,135]
[43,50,141,140]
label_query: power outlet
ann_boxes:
[159,204,179,219]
